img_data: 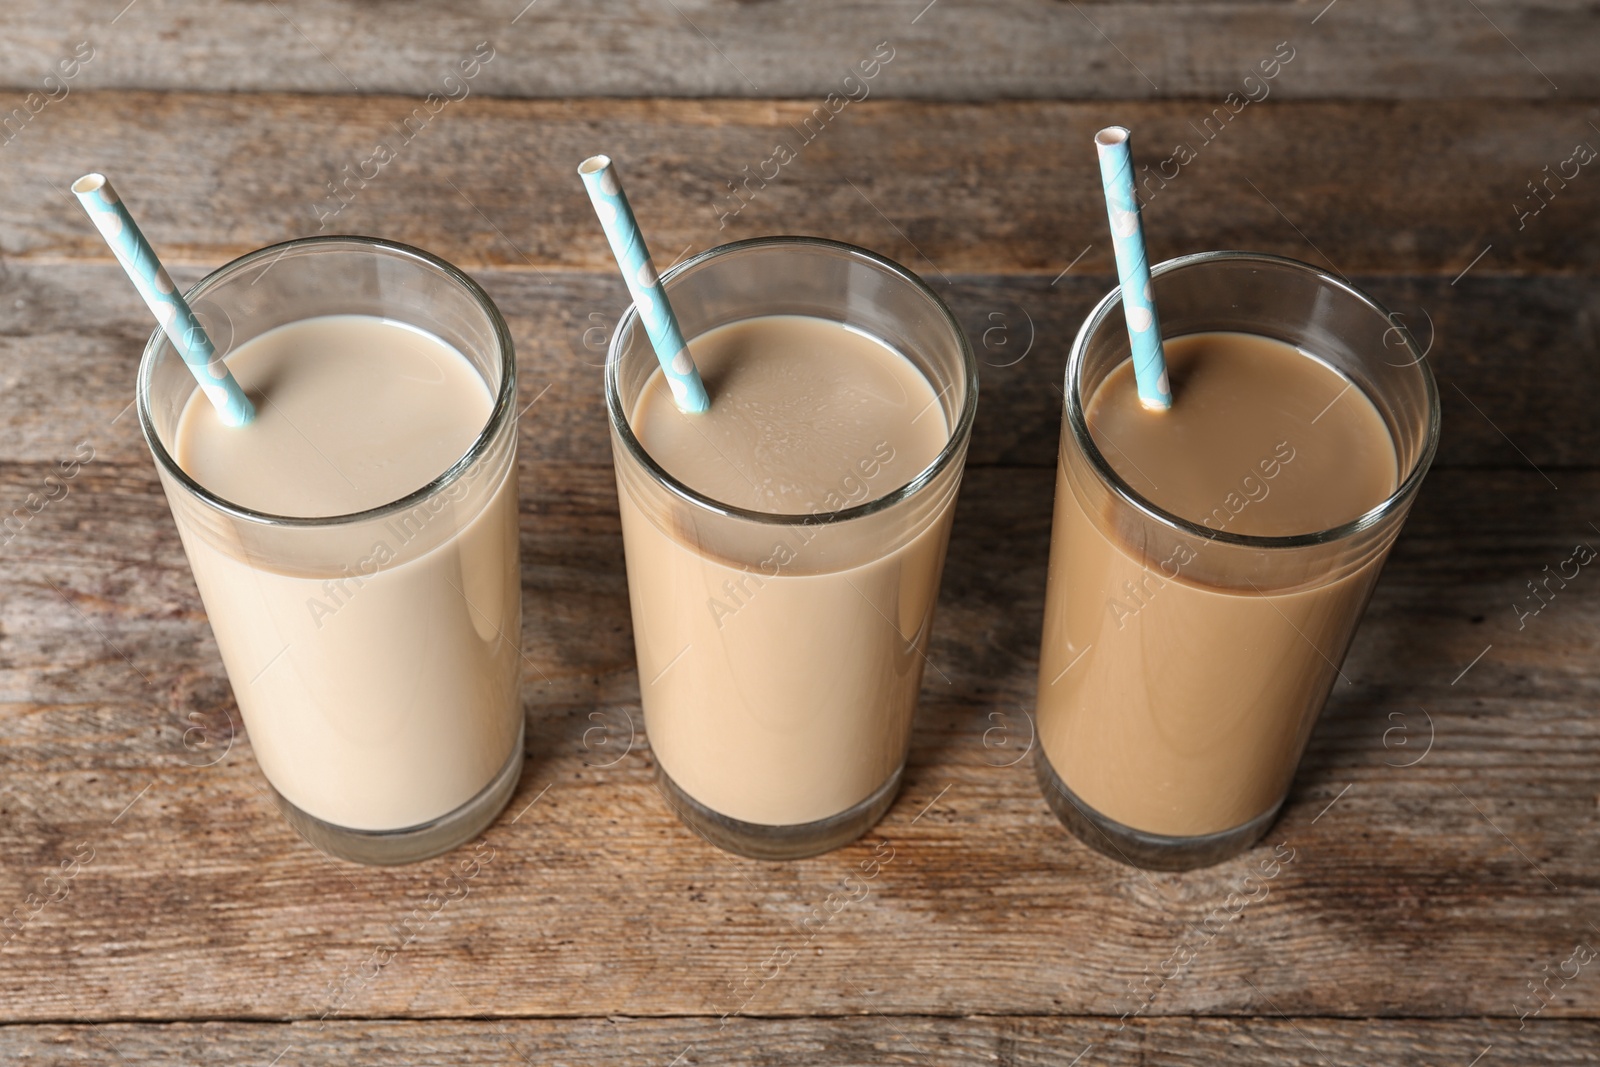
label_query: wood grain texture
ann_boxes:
[0,462,1595,1022]
[3,12,1598,1046]
[0,1017,1585,1065]
[4,95,1598,275]
[1,264,1594,471]
[2,0,1596,100]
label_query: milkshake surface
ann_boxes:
[622,314,952,826]
[172,314,522,832]
[1037,331,1398,837]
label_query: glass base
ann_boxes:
[269,722,525,866]
[656,763,902,861]
[1035,747,1280,871]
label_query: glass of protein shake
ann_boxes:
[605,237,977,859]
[1035,251,1439,870]
[137,236,524,865]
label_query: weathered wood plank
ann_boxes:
[0,1017,1584,1065]
[0,463,1595,1021]
[4,95,1598,275]
[2,0,1596,100]
[1,264,1594,471]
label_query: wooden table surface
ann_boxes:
[2,2,1599,1063]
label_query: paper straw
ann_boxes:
[577,155,710,414]
[1093,127,1171,412]
[72,173,255,427]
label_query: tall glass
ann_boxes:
[606,237,977,860]
[138,237,524,865]
[1035,252,1440,870]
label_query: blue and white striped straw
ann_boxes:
[72,173,255,427]
[578,155,710,414]
[1093,128,1171,412]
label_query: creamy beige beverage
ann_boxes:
[619,314,950,826]
[172,314,520,831]
[1037,331,1398,837]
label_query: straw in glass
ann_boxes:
[72,173,255,427]
[1093,127,1171,412]
[577,155,710,414]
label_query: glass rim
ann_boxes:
[136,234,518,529]
[1065,250,1442,550]
[603,235,979,527]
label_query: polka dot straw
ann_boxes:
[72,173,255,427]
[578,155,710,414]
[1093,128,1172,412]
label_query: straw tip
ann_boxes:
[71,173,107,195]
[1094,127,1131,147]
[577,155,612,176]
[225,399,258,427]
